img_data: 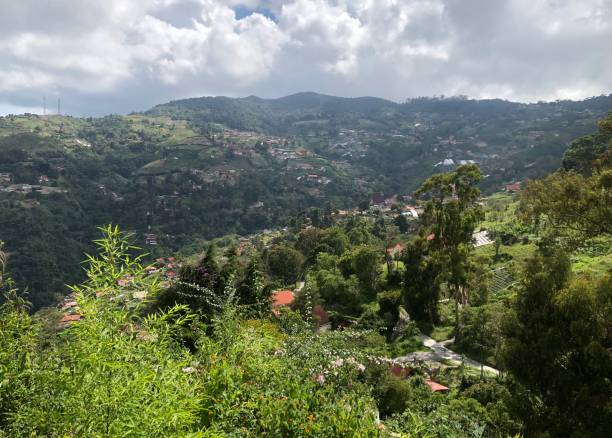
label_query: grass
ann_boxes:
[572,251,612,275]
[430,325,454,342]
[473,241,537,268]
[388,335,430,357]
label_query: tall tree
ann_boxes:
[415,164,483,332]
[236,255,270,316]
[402,237,442,324]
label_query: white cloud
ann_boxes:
[0,0,609,115]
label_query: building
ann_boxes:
[145,233,158,245]
[505,182,523,193]
[425,379,449,392]
[473,230,494,247]
[272,290,294,309]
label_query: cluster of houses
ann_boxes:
[1,183,65,195]
[271,285,331,331]
[58,294,83,328]
[296,173,332,185]
[191,168,237,184]
[0,172,12,185]
[145,257,179,281]
[270,286,449,392]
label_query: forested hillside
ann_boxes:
[1,114,610,437]
[0,94,610,308]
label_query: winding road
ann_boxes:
[396,334,500,376]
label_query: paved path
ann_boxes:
[397,334,500,376]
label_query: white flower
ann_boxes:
[182,366,196,373]
[332,358,344,368]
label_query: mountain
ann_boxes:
[0,92,611,308]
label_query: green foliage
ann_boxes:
[0,287,37,431]
[520,169,612,244]
[414,164,483,331]
[350,245,382,298]
[501,249,612,436]
[3,228,203,437]
[402,237,442,324]
[0,227,391,437]
[266,245,305,284]
[562,113,611,173]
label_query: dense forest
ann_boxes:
[1,93,610,309]
[0,113,610,436]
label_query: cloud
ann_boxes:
[0,0,609,115]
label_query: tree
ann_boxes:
[350,245,381,298]
[312,268,362,318]
[562,113,611,174]
[394,214,409,233]
[520,169,612,243]
[236,254,270,316]
[521,114,612,245]
[402,237,442,324]
[415,164,483,332]
[266,245,304,284]
[501,249,612,436]
[158,244,223,316]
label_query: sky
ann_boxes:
[0,0,610,116]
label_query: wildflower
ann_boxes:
[356,363,366,372]
[181,366,196,373]
[314,374,325,384]
[332,358,344,368]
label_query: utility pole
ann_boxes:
[57,97,61,115]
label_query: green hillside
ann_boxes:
[0,94,610,308]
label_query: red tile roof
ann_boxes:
[59,313,84,328]
[505,182,522,192]
[425,379,449,391]
[272,290,294,307]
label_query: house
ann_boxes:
[38,175,50,184]
[425,379,449,392]
[145,233,158,245]
[272,290,294,308]
[473,230,494,247]
[144,265,159,274]
[0,173,12,185]
[403,206,419,218]
[58,313,83,328]
[505,182,522,193]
